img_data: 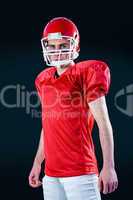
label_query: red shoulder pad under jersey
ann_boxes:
[35,67,54,101]
[78,60,111,103]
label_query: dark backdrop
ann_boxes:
[0,1,133,200]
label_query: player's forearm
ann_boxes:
[33,128,45,166]
[98,120,115,169]
[88,96,115,169]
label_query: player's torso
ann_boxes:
[37,61,99,176]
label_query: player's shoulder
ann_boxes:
[35,66,55,83]
[76,59,109,72]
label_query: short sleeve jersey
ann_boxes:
[35,60,111,177]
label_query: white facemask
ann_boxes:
[41,34,79,67]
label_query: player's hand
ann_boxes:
[98,166,118,194]
[28,163,42,188]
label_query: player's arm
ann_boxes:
[28,128,45,188]
[33,78,45,165]
[89,96,114,169]
[33,128,45,166]
[88,96,118,194]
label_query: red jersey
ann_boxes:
[35,60,111,177]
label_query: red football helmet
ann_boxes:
[41,17,80,66]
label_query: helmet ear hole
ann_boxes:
[75,33,78,39]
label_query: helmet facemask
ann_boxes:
[41,33,79,67]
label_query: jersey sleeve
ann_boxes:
[35,76,42,102]
[82,61,111,103]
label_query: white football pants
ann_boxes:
[42,173,101,200]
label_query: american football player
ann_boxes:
[29,17,118,200]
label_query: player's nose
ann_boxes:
[55,44,60,50]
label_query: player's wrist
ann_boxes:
[103,160,115,169]
[33,157,43,166]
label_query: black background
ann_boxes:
[0,1,133,200]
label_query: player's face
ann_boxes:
[46,38,72,62]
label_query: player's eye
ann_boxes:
[46,45,55,50]
[60,44,69,49]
